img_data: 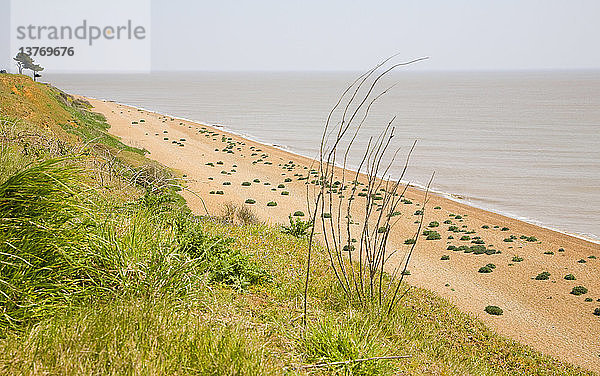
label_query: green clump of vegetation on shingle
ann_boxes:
[485,306,503,315]
[571,286,588,296]
[535,272,550,280]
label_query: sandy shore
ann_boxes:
[86,97,600,372]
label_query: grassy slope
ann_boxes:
[0,74,593,376]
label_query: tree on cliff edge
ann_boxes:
[13,52,33,75]
[13,52,44,81]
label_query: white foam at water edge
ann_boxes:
[91,98,600,246]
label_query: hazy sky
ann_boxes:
[2,0,600,72]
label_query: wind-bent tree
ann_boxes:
[13,52,44,81]
[28,63,44,82]
[13,52,33,75]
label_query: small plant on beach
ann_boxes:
[441,255,450,260]
[284,178,292,182]
[253,179,260,183]
[460,235,470,241]
[512,256,524,262]
[485,306,503,315]
[266,201,277,207]
[571,286,588,296]
[478,266,493,273]
[594,308,600,316]
[241,181,251,186]
[564,274,576,280]
[482,225,489,229]
[577,259,587,263]
[244,199,256,204]
[425,231,441,240]
[404,238,416,245]
[293,211,305,217]
[281,191,289,196]
[428,221,439,228]
[501,227,509,231]
[535,272,550,280]
[277,184,285,188]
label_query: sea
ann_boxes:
[44,71,600,241]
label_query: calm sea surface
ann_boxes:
[45,72,600,240]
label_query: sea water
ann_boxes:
[45,71,600,240]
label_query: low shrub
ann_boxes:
[535,272,550,280]
[293,211,304,217]
[428,221,439,228]
[281,215,313,238]
[485,306,503,315]
[512,256,524,262]
[241,181,251,186]
[564,274,576,280]
[404,238,416,245]
[441,255,450,260]
[571,286,588,296]
[266,201,277,207]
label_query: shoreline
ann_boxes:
[85,95,600,372]
[90,95,599,245]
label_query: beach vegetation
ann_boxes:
[535,272,550,280]
[485,306,503,315]
[571,286,588,296]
